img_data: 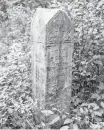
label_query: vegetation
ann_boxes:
[0,0,104,129]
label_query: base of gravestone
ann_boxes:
[45,87,71,113]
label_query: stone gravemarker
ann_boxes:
[31,8,73,112]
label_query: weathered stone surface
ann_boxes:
[31,8,73,112]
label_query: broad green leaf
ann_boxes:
[81,103,88,107]
[88,103,98,109]
[73,123,79,130]
[89,109,93,113]
[52,107,61,114]
[81,61,86,65]
[41,110,53,116]
[90,122,101,129]
[101,94,104,99]
[41,122,46,127]
[74,98,81,106]
[94,111,102,116]
[93,55,100,60]
[101,55,104,60]
[8,108,13,114]
[60,126,69,130]
[48,116,60,125]
[93,105,99,110]
[80,107,84,113]
[93,60,103,66]
[98,109,104,115]
[98,83,104,90]
[91,93,101,101]
[16,120,22,126]
[94,116,102,122]
[62,115,66,119]
[84,107,88,113]
[101,102,104,108]
[64,118,73,124]
[72,109,78,113]
[22,122,26,128]
[25,120,34,129]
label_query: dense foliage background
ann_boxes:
[0,0,104,129]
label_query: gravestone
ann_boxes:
[31,8,73,112]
